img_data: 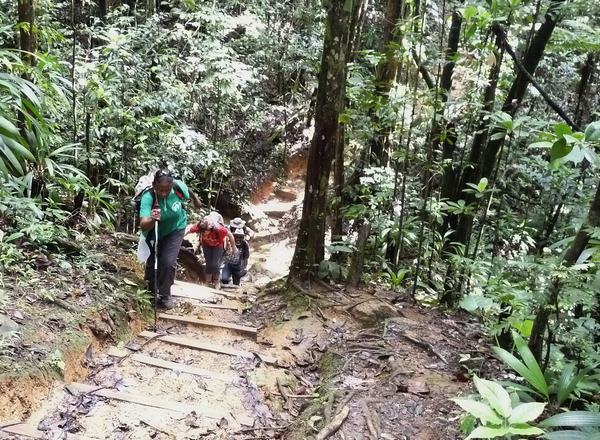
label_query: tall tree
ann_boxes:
[529,179,600,361]
[289,0,362,282]
[18,0,36,67]
[370,0,406,166]
[448,0,566,249]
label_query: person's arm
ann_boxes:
[225,230,238,254]
[139,193,159,231]
[189,190,202,210]
[245,226,255,239]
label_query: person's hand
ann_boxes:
[232,246,238,255]
[151,208,161,221]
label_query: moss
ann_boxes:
[286,350,344,439]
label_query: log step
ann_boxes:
[107,348,237,382]
[158,313,257,335]
[139,331,277,364]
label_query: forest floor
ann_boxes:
[0,158,498,440]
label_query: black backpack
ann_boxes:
[132,183,185,217]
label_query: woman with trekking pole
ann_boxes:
[138,168,191,310]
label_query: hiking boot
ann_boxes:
[213,280,221,290]
[159,296,175,310]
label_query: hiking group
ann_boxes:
[136,168,252,310]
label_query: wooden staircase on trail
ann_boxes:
[3,280,282,439]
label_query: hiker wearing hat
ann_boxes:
[221,227,250,286]
[188,213,237,289]
[138,168,190,309]
[229,217,255,241]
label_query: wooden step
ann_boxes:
[65,383,254,426]
[0,422,84,439]
[107,348,235,382]
[173,280,242,300]
[158,313,257,335]
[139,331,277,364]
[172,288,241,302]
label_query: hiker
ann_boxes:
[138,168,190,309]
[221,227,250,286]
[188,213,237,289]
[228,217,253,274]
[229,217,255,241]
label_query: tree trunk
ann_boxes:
[348,222,371,287]
[98,0,108,17]
[18,0,36,67]
[331,0,367,259]
[529,179,600,361]
[450,0,565,249]
[450,31,505,248]
[434,11,461,198]
[288,0,359,282]
[574,52,596,127]
[370,0,405,166]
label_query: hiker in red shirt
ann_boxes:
[189,213,237,289]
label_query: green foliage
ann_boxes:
[540,410,600,439]
[452,376,546,439]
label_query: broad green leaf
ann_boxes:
[491,346,548,398]
[511,320,533,337]
[540,411,600,427]
[554,122,572,137]
[513,332,548,395]
[557,365,594,405]
[466,425,508,439]
[585,121,600,141]
[507,425,544,435]
[550,138,572,163]
[0,137,25,175]
[544,432,600,440]
[451,399,503,425]
[509,402,546,423]
[0,115,20,137]
[473,376,512,418]
[3,136,35,162]
[529,141,553,149]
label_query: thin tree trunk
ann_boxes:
[370,0,405,165]
[451,31,505,248]
[529,179,600,361]
[451,0,565,249]
[348,222,371,287]
[288,0,359,282]
[18,0,36,66]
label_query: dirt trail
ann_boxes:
[0,160,309,440]
[1,154,486,439]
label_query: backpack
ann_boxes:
[132,182,185,216]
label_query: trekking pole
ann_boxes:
[153,220,159,332]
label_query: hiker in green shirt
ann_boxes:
[139,168,190,309]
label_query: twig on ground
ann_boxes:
[272,392,319,398]
[361,400,380,440]
[315,405,350,440]
[139,419,173,438]
[323,391,336,422]
[334,390,357,415]
[276,377,290,405]
[237,425,290,433]
[400,332,448,364]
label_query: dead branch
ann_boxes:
[494,26,580,131]
[400,332,448,364]
[335,390,357,415]
[361,400,380,440]
[316,405,350,440]
[276,377,290,405]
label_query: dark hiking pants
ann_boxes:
[202,245,224,282]
[145,228,185,301]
